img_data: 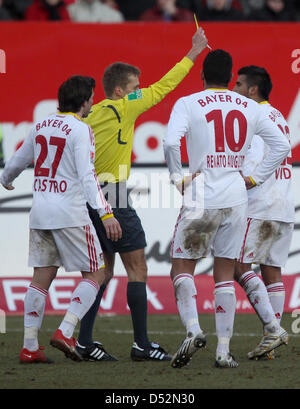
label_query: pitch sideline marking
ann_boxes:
[3,328,299,337]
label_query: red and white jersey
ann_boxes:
[164,89,290,209]
[242,103,295,222]
[0,113,112,229]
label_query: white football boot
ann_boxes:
[171,331,206,368]
[247,327,288,360]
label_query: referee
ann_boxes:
[76,28,209,362]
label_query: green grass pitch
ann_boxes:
[0,313,299,390]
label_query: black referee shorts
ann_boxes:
[87,182,147,254]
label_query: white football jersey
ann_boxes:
[0,113,111,229]
[242,103,295,222]
[164,89,290,209]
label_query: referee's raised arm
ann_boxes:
[186,27,208,63]
[125,27,209,119]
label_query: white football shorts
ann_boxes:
[29,222,104,272]
[171,203,247,259]
[238,218,294,267]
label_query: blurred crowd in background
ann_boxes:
[0,0,299,22]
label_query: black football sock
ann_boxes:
[127,281,151,349]
[77,284,107,348]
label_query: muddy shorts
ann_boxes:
[171,203,247,260]
[28,223,104,272]
[238,218,294,267]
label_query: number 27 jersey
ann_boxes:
[1,113,111,229]
[164,89,290,209]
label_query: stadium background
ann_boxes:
[0,18,300,316]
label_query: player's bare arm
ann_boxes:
[186,28,208,63]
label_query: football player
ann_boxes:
[163,50,290,368]
[234,65,294,359]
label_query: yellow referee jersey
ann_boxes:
[84,56,194,183]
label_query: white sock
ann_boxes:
[266,282,285,324]
[23,284,48,351]
[173,273,202,337]
[239,271,279,329]
[59,279,99,338]
[214,281,236,357]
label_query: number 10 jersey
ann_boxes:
[164,89,290,209]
